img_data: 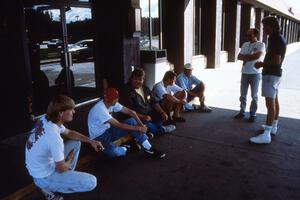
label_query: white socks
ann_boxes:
[142,140,152,150]
[262,120,278,135]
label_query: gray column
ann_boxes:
[184,0,194,65]
[240,3,252,46]
[161,0,184,73]
[201,0,223,68]
[224,0,241,62]
[262,11,270,43]
[255,8,264,41]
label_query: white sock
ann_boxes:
[272,120,278,129]
[263,125,272,136]
[142,140,152,150]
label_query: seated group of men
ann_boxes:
[25,63,211,200]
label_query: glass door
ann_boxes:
[24,1,97,115]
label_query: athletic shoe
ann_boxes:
[41,189,64,200]
[248,116,256,123]
[172,116,186,122]
[198,104,212,112]
[261,124,278,135]
[144,147,166,159]
[249,133,271,144]
[234,112,245,119]
[146,132,154,139]
[161,125,176,133]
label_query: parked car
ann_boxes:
[68,39,93,61]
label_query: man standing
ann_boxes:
[88,88,166,158]
[235,28,265,122]
[25,95,103,200]
[176,63,212,112]
[250,16,286,144]
[119,68,176,138]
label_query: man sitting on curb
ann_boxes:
[25,95,103,200]
[152,71,187,123]
[119,68,176,139]
[88,87,166,158]
[176,63,212,112]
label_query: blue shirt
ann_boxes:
[176,73,201,91]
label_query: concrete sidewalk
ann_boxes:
[193,42,300,120]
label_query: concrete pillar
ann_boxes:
[262,11,270,43]
[161,0,184,73]
[287,19,291,44]
[281,17,286,37]
[184,0,194,65]
[1,0,32,138]
[201,0,223,68]
[240,3,251,46]
[224,0,241,62]
[255,8,263,41]
[92,0,140,88]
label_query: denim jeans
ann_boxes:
[95,118,148,157]
[239,73,261,116]
[33,140,97,194]
[143,121,164,135]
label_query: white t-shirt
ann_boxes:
[239,41,265,74]
[152,81,183,101]
[88,100,123,139]
[25,115,66,179]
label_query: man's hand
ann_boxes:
[65,149,74,163]
[180,99,186,105]
[137,125,147,134]
[90,140,104,152]
[161,112,168,121]
[143,115,152,121]
[255,61,264,69]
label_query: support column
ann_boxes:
[224,0,241,62]
[262,11,270,43]
[281,17,286,38]
[255,8,263,41]
[201,0,223,68]
[93,0,140,88]
[239,3,251,46]
[184,0,194,65]
[162,0,184,73]
[287,19,291,44]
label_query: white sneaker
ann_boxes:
[261,124,278,135]
[162,125,176,133]
[250,133,271,144]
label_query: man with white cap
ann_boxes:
[176,63,212,112]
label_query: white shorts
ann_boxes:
[261,75,281,98]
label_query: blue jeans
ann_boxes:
[239,73,261,116]
[95,118,148,157]
[144,121,164,135]
[33,140,97,194]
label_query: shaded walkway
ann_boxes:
[1,106,300,200]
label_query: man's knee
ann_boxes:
[85,174,97,191]
[174,91,186,99]
[123,118,138,126]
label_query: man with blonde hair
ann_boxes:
[25,95,103,200]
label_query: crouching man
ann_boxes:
[25,95,103,200]
[88,88,166,158]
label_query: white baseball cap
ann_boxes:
[184,63,193,70]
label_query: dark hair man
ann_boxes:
[250,16,286,144]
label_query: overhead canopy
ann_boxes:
[242,0,300,22]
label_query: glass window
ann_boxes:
[140,0,160,50]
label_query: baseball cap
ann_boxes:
[105,88,119,102]
[184,63,193,70]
